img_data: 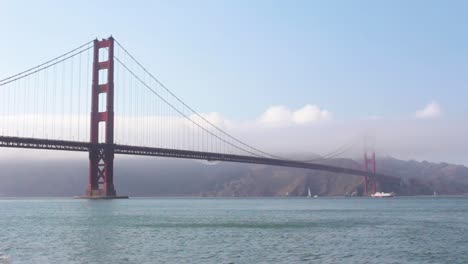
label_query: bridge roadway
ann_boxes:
[0,136,399,182]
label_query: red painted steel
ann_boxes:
[87,37,116,197]
[363,151,377,195]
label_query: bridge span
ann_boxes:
[0,136,399,182]
[0,36,398,197]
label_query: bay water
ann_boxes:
[0,197,467,263]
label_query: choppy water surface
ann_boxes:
[0,197,467,263]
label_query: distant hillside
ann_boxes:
[0,155,467,197]
[378,158,468,195]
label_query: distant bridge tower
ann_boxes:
[86,37,117,197]
[363,151,377,196]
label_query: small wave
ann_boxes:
[0,253,11,264]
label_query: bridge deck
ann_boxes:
[0,136,399,182]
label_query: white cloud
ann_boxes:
[293,104,332,124]
[415,101,442,119]
[259,104,332,126]
[259,105,293,125]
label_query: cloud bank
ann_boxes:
[1,101,467,166]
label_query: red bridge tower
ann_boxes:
[86,37,117,197]
[363,151,377,196]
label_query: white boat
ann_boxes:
[313,195,318,198]
[307,188,312,198]
[371,192,395,198]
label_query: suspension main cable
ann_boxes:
[0,46,93,88]
[114,56,266,158]
[0,40,93,84]
[114,39,284,159]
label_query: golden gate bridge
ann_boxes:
[0,37,398,198]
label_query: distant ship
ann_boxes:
[371,192,395,198]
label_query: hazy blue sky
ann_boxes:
[1,0,467,121]
[1,1,468,164]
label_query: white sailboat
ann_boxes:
[307,188,312,198]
